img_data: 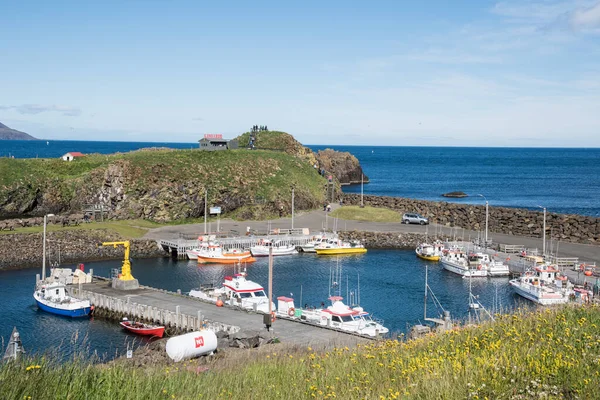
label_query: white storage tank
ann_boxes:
[165,330,218,362]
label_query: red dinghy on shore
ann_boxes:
[119,318,165,338]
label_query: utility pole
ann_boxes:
[360,174,364,208]
[204,189,208,234]
[268,245,273,321]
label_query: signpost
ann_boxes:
[210,207,222,232]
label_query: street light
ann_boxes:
[537,205,546,256]
[41,213,55,281]
[477,194,488,247]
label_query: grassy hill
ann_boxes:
[2,306,599,399]
[0,147,326,222]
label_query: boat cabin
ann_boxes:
[222,274,267,299]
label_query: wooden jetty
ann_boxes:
[74,278,369,348]
[159,230,314,259]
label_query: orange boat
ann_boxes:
[196,242,256,264]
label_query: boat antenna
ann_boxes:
[357,271,361,306]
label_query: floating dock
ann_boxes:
[74,278,370,348]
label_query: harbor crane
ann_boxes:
[99,241,134,280]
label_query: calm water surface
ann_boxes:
[0,251,528,360]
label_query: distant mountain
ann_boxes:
[0,122,38,140]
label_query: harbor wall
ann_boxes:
[339,231,428,249]
[0,230,164,270]
[342,194,600,245]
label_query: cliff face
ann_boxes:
[0,122,38,140]
[314,149,369,185]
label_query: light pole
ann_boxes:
[537,205,546,256]
[204,188,208,234]
[291,186,295,230]
[478,194,488,247]
[41,213,55,281]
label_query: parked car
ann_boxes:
[402,213,429,225]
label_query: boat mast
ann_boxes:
[424,265,428,320]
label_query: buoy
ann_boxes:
[165,330,218,362]
[216,299,224,307]
[585,271,593,277]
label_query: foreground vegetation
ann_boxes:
[331,205,401,223]
[2,306,600,399]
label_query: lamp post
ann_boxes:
[291,186,295,230]
[204,188,208,234]
[41,213,55,281]
[478,194,488,247]
[537,205,546,256]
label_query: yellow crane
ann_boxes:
[99,241,135,281]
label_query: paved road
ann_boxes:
[144,205,600,263]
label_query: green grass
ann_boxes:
[0,219,160,239]
[330,205,401,223]
[3,306,599,399]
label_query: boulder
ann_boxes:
[442,191,468,198]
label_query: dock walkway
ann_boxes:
[77,280,368,348]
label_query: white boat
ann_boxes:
[189,269,275,314]
[441,250,488,277]
[415,242,444,261]
[468,252,510,277]
[299,234,337,253]
[509,264,573,305]
[276,296,388,338]
[33,282,94,317]
[251,239,298,257]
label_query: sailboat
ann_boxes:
[467,274,495,323]
[33,225,94,318]
[408,265,453,339]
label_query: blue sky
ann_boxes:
[1,0,600,146]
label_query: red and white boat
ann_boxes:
[120,318,165,338]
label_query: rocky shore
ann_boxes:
[342,194,600,245]
[339,231,428,249]
[0,230,165,270]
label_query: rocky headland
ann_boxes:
[0,121,38,140]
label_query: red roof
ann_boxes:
[277,296,294,301]
[67,152,85,157]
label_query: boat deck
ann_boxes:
[78,280,370,349]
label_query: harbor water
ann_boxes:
[0,250,527,360]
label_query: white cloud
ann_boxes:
[571,2,600,30]
[0,104,82,116]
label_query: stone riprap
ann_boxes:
[339,231,428,249]
[0,230,164,270]
[342,194,600,245]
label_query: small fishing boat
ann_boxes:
[509,264,573,305]
[440,250,488,277]
[314,239,367,255]
[251,239,298,257]
[120,318,165,338]
[194,241,256,264]
[468,252,510,277]
[33,282,94,317]
[415,243,443,261]
[189,267,275,314]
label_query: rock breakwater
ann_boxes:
[342,194,600,245]
[0,230,164,270]
[339,231,429,249]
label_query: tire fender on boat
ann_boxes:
[288,308,295,317]
[477,264,483,270]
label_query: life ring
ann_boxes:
[288,308,295,317]
[477,264,482,270]
[270,312,276,323]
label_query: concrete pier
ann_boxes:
[76,279,369,348]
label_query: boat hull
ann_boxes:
[120,322,165,338]
[416,252,440,261]
[315,248,367,255]
[441,260,487,277]
[509,280,570,305]
[197,255,256,264]
[251,248,298,257]
[34,298,93,318]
